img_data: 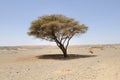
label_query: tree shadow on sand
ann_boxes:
[36,54,97,60]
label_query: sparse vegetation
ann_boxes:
[88,45,104,54]
[90,46,104,50]
[89,50,94,54]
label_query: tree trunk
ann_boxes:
[63,49,67,57]
[61,47,68,57]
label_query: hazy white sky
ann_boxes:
[0,0,120,46]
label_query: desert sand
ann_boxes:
[0,45,120,80]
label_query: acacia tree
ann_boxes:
[28,14,88,57]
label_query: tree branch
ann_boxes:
[62,37,68,45]
[65,36,73,49]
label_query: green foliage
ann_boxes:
[28,14,88,42]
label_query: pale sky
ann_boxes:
[0,0,120,46]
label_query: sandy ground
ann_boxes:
[0,45,120,80]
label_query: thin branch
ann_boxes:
[60,35,64,42]
[65,36,73,49]
[62,37,68,45]
[60,31,68,42]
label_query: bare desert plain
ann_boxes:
[0,44,120,80]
